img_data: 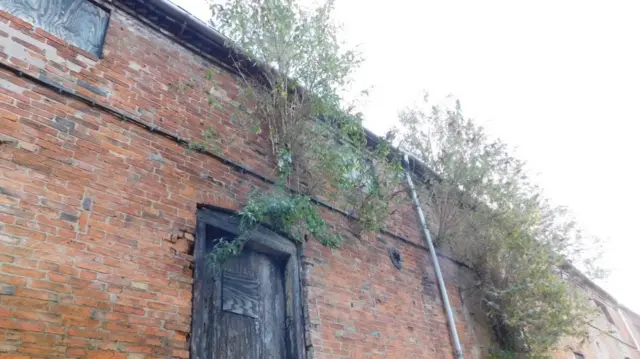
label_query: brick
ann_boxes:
[143,327,171,338]
[68,327,107,339]
[87,351,126,359]
[165,321,189,332]
[0,306,11,317]
[73,286,109,300]
[0,253,14,263]
[69,44,100,62]
[11,36,45,55]
[0,273,27,286]
[74,260,112,274]
[0,283,16,295]
[3,224,46,241]
[31,279,70,293]
[0,354,29,359]
[48,272,68,283]
[103,321,141,333]
[113,304,144,316]
[172,349,189,358]
[66,348,87,357]
[74,297,110,313]
[60,212,79,222]
[45,323,66,334]
[1,264,45,278]
[15,287,57,301]
[54,304,93,318]
[5,12,33,31]
[126,353,148,359]
[0,318,45,332]
[62,315,100,328]
[0,6,491,359]
[79,270,98,280]
[14,310,60,323]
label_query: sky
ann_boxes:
[172,0,640,313]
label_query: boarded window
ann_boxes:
[1,0,109,56]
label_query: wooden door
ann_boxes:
[215,248,286,358]
[191,208,306,359]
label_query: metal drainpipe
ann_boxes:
[618,307,640,351]
[404,154,465,359]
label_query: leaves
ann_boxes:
[207,0,402,240]
[397,95,603,355]
[205,189,343,270]
[211,0,364,185]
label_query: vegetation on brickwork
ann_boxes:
[206,189,342,271]
[197,0,404,267]
[187,127,221,154]
[168,0,607,356]
[488,348,550,359]
[395,94,605,356]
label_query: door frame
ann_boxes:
[190,206,307,359]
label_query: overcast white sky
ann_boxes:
[173,0,639,312]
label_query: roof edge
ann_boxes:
[114,0,638,319]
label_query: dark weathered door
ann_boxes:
[215,248,286,358]
[191,208,306,359]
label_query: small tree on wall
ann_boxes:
[181,1,611,356]
[396,94,605,356]
[200,0,405,265]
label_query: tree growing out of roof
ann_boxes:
[203,0,405,265]
[396,94,605,356]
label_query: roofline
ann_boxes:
[112,0,265,78]
[114,0,638,319]
[113,0,438,172]
[143,0,226,44]
[561,261,640,318]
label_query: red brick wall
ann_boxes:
[0,4,479,359]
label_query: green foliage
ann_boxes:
[168,80,195,93]
[242,189,342,246]
[187,141,206,152]
[211,0,358,100]
[488,348,550,359]
[211,0,365,186]
[206,189,342,269]
[307,113,406,233]
[199,0,404,261]
[187,127,221,155]
[397,94,604,356]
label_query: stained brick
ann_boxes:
[0,6,483,359]
[1,295,49,311]
[87,351,126,359]
[0,318,44,332]
[74,260,111,274]
[1,264,45,278]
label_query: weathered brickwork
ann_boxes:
[0,4,482,359]
[550,296,640,359]
[1,3,638,359]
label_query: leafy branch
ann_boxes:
[198,0,404,268]
[396,94,605,356]
[206,189,342,269]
